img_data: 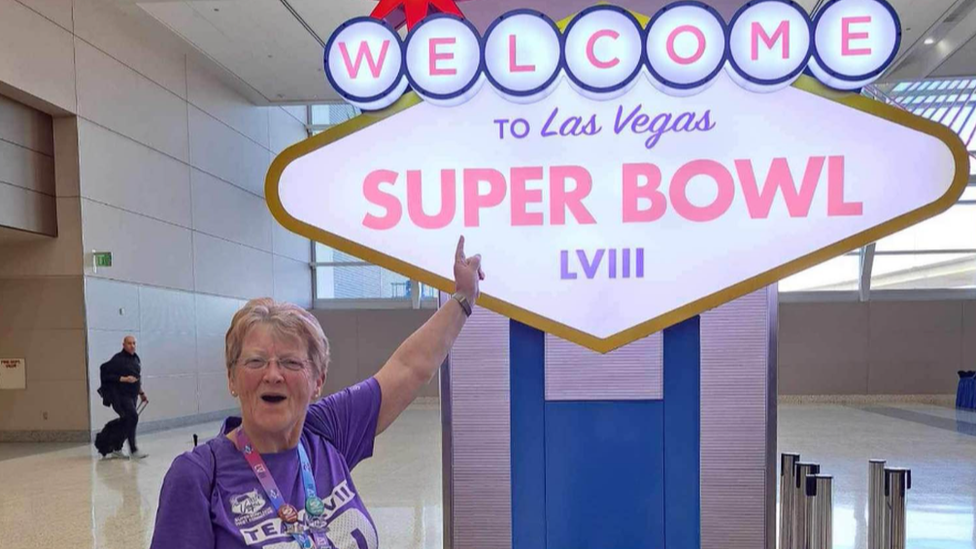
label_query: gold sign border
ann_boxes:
[267,11,970,354]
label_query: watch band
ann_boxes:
[452,292,472,317]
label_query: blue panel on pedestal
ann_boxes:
[511,320,547,549]
[545,400,665,549]
[664,316,702,549]
[510,317,702,549]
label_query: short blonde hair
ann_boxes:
[225,298,330,379]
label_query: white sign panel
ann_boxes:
[0,358,26,389]
[269,71,966,352]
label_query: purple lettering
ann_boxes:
[560,250,578,280]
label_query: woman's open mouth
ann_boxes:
[260,394,287,404]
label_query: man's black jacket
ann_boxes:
[97,351,142,407]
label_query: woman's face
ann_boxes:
[228,323,325,439]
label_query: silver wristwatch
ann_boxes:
[451,292,472,317]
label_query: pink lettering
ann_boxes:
[827,156,862,216]
[736,157,824,219]
[667,25,706,66]
[670,160,735,222]
[841,16,872,56]
[362,169,401,230]
[509,34,535,73]
[429,37,457,76]
[751,21,790,61]
[511,167,544,226]
[550,166,596,225]
[463,169,506,227]
[586,30,620,69]
[406,170,456,229]
[622,163,667,222]
[339,40,391,79]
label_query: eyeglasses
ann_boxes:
[238,357,308,372]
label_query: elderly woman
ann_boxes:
[150,238,483,549]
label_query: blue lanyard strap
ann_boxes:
[236,429,325,549]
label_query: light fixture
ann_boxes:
[924,37,936,45]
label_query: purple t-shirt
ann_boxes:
[151,378,382,549]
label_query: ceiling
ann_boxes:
[136,0,976,105]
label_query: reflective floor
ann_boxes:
[779,404,976,549]
[0,403,973,548]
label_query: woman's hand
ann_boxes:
[454,236,484,305]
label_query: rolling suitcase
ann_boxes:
[94,400,147,456]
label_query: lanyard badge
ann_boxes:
[237,429,332,548]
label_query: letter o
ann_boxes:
[669,160,735,222]
[645,1,728,97]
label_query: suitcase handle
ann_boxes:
[137,400,148,415]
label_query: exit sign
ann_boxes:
[94,252,112,268]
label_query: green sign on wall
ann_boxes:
[93,252,112,268]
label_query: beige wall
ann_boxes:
[0,94,56,236]
[0,99,85,437]
[313,309,440,398]
[779,299,976,395]
[0,278,88,434]
[0,0,311,435]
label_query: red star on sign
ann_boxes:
[370,0,471,30]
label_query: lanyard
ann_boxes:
[236,429,330,549]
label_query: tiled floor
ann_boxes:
[0,403,973,548]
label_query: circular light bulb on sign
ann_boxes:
[726,0,812,93]
[645,1,727,97]
[484,10,564,104]
[324,17,407,111]
[405,15,485,107]
[808,0,901,91]
[564,5,644,101]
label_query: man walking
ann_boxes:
[98,335,149,459]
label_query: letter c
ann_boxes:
[587,29,621,69]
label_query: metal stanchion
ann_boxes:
[793,462,821,549]
[868,460,886,549]
[780,453,801,549]
[884,468,912,549]
[806,475,833,549]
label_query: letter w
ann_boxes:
[339,40,390,78]
[736,157,825,218]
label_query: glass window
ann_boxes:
[875,204,976,252]
[310,104,360,126]
[893,82,912,92]
[779,254,860,292]
[962,186,976,201]
[870,253,976,290]
[950,80,962,90]
[938,80,952,90]
[950,106,973,132]
[931,107,949,122]
[313,243,438,303]
[959,111,976,147]
[943,106,962,125]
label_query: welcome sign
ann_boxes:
[268,0,969,352]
